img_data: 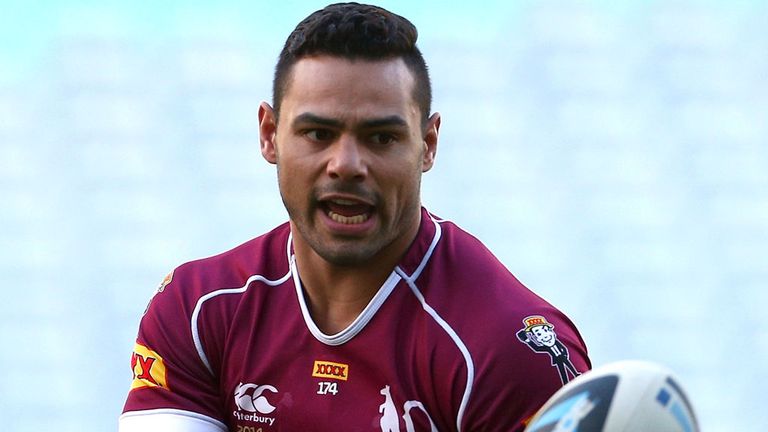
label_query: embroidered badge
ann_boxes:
[157,270,174,293]
[516,315,580,384]
[312,360,349,381]
[143,270,175,315]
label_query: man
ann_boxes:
[119,3,590,431]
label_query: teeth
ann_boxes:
[329,211,369,224]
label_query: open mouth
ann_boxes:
[322,198,373,225]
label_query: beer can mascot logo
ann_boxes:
[517,315,580,384]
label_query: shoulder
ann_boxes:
[128,223,293,390]
[172,222,292,297]
[138,222,292,338]
[428,215,588,358]
[418,214,589,363]
[431,216,508,273]
[420,215,591,430]
[425,216,530,300]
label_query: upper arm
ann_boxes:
[460,308,591,432]
[121,268,226,427]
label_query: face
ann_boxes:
[259,56,440,267]
[531,326,556,347]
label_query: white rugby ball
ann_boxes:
[524,360,699,432]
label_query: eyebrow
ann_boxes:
[359,115,408,129]
[292,113,343,129]
[292,112,408,130]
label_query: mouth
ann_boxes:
[321,198,374,225]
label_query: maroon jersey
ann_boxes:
[121,209,590,431]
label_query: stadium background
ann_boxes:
[0,0,765,430]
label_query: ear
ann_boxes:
[421,112,441,172]
[259,102,278,164]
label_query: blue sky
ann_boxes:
[0,0,522,83]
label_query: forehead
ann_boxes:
[280,56,419,123]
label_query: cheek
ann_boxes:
[277,152,316,182]
[384,169,422,206]
[390,153,424,188]
[276,161,305,201]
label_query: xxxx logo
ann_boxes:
[130,343,168,390]
[312,360,349,381]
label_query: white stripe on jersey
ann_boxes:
[119,408,228,432]
[191,271,292,374]
[190,235,294,375]
[395,214,475,432]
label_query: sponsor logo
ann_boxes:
[234,382,278,426]
[312,360,349,381]
[130,343,168,390]
[516,315,580,384]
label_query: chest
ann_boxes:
[215,290,467,432]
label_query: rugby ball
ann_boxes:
[524,360,699,432]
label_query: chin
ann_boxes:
[317,245,379,267]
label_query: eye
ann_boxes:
[369,132,397,146]
[305,129,336,142]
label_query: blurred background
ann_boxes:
[0,0,766,430]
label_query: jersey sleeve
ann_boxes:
[121,266,226,428]
[119,409,227,432]
[461,306,591,432]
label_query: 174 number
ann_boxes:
[317,381,338,395]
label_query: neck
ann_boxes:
[293,245,401,335]
[296,262,389,335]
[290,214,421,335]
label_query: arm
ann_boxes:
[120,266,226,429]
[462,309,591,432]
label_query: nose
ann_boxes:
[326,135,367,181]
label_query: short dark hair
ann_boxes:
[273,2,432,124]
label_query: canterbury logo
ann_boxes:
[234,383,278,414]
[312,360,349,381]
[130,343,168,390]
